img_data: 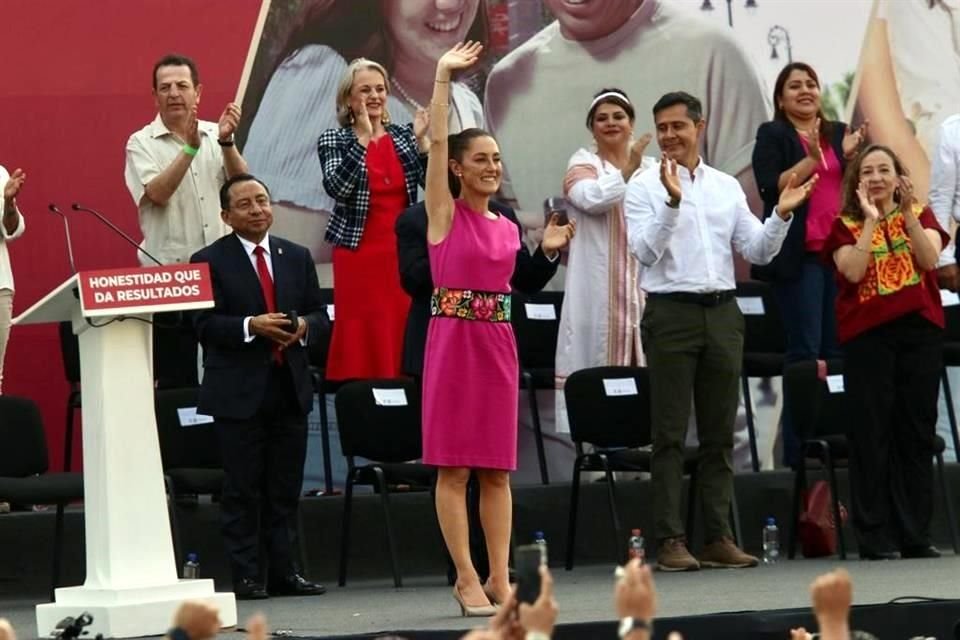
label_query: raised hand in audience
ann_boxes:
[171,600,221,640]
[0,618,17,640]
[615,559,656,640]
[810,568,853,640]
[518,566,558,638]
[486,588,523,640]
[245,613,268,640]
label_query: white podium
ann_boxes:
[14,267,236,638]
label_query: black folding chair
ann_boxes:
[0,396,84,600]
[58,321,81,472]
[154,387,224,568]
[939,303,960,462]
[335,378,435,588]
[308,288,340,494]
[563,366,742,569]
[512,291,563,485]
[735,281,786,472]
[784,359,960,560]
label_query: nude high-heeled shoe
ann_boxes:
[482,582,504,606]
[452,586,497,617]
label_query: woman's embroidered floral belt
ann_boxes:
[430,287,511,322]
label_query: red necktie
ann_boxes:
[253,245,282,364]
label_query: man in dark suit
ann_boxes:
[191,174,327,599]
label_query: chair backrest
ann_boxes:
[735,281,786,355]
[782,359,851,440]
[59,321,81,385]
[0,396,49,477]
[335,378,422,463]
[154,387,222,470]
[308,288,335,369]
[563,366,651,448]
[513,291,564,371]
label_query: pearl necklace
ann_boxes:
[391,77,425,111]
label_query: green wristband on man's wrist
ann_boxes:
[183,143,199,157]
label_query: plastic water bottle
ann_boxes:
[762,518,779,565]
[628,528,645,564]
[534,531,548,566]
[183,553,200,579]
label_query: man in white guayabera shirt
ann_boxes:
[0,165,25,394]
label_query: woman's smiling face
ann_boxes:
[382,0,480,67]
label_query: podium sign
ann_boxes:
[78,263,214,316]
[14,267,235,638]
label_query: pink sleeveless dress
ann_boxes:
[422,199,520,470]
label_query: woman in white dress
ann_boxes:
[555,88,654,432]
[241,0,488,271]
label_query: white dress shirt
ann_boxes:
[235,233,308,346]
[624,159,791,293]
[237,233,273,343]
[0,166,25,293]
[929,113,960,267]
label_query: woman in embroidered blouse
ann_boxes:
[317,58,429,380]
[752,62,867,466]
[242,0,488,269]
[554,88,652,433]
[824,144,947,560]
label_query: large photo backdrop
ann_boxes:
[3,0,953,467]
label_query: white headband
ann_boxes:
[589,91,631,110]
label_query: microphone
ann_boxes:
[48,204,78,274]
[71,202,162,266]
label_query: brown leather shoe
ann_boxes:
[656,537,700,572]
[699,537,759,568]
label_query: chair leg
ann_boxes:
[372,467,402,588]
[824,450,846,560]
[788,459,806,560]
[318,389,335,494]
[337,473,356,587]
[685,468,698,543]
[64,393,77,473]
[741,374,760,472]
[525,373,550,485]
[51,503,66,602]
[935,452,960,554]
[598,455,623,564]
[941,368,960,463]
[564,457,584,571]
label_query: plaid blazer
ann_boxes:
[317,123,425,249]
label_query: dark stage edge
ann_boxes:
[307,600,960,640]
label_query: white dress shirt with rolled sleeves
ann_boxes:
[0,166,25,293]
[624,159,791,293]
[929,114,960,267]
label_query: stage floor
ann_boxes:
[4,556,958,639]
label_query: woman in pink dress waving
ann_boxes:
[422,42,573,616]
